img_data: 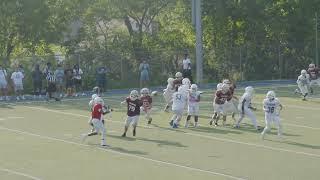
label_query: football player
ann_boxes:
[140,88,153,124]
[121,90,143,137]
[173,72,183,91]
[296,69,310,101]
[163,77,175,112]
[235,86,260,130]
[170,86,188,128]
[261,91,283,140]
[210,83,232,126]
[185,84,201,128]
[181,78,191,95]
[222,79,239,121]
[82,97,107,146]
[307,63,320,94]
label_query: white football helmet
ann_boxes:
[175,72,183,78]
[266,91,276,100]
[130,90,139,101]
[167,78,174,85]
[190,84,198,92]
[140,88,150,96]
[217,83,223,90]
[182,78,191,86]
[221,84,229,92]
[301,69,307,76]
[94,97,104,105]
[222,79,231,85]
[91,94,98,100]
[309,63,315,69]
[245,86,254,95]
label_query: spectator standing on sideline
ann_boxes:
[182,53,193,83]
[32,64,43,99]
[73,64,84,96]
[139,60,150,88]
[0,64,9,101]
[11,67,25,100]
[46,68,60,101]
[55,64,65,98]
[64,64,74,97]
[96,65,107,92]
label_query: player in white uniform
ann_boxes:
[163,78,175,112]
[235,86,260,130]
[261,91,283,140]
[181,78,191,95]
[295,69,310,101]
[0,65,9,101]
[170,87,188,128]
[185,84,201,128]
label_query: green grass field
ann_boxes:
[0,84,319,180]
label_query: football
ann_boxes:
[151,91,158,96]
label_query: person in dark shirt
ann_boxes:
[32,64,43,98]
[64,64,74,97]
[121,90,143,137]
[96,66,108,92]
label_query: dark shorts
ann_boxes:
[66,79,74,88]
[74,79,82,87]
[47,82,56,93]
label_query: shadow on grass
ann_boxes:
[188,126,242,135]
[108,134,136,141]
[266,139,320,150]
[109,146,148,155]
[136,137,188,148]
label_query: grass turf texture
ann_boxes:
[0,84,319,180]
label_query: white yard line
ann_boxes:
[22,106,320,158]
[0,126,247,180]
[0,167,42,180]
[7,117,25,119]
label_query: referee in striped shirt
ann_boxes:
[46,70,60,101]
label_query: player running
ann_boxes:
[173,72,183,91]
[140,88,153,124]
[295,69,310,101]
[170,86,188,128]
[121,90,143,137]
[261,91,283,140]
[234,86,260,130]
[82,96,108,147]
[307,63,320,94]
[163,77,175,112]
[185,84,201,128]
[210,83,232,126]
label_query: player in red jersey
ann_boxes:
[210,84,232,126]
[222,79,239,120]
[307,63,320,94]
[140,88,153,124]
[121,90,143,137]
[81,97,107,146]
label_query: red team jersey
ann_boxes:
[126,97,143,116]
[92,104,103,119]
[173,78,183,91]
[214,90,232,105]
[307,68,320,80]
[141,95,152,111]
[229,84,236,96]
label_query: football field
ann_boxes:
[0,84,319,180]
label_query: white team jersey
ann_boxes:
[172,92,187,111]
[263,98,281,115]
[11,71,24,85]
[182,58,191,70]
[188,91,200,106]
[0,69,7,81]
[180,84,190,95]
[297,75,309,85]
[238,93,252,109]
[164,84,175,95]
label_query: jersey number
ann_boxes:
[268,107,275,113]
[129,105,136,112]
[175,94,182,100]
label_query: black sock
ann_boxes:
[194,116,198,122]
[187,115,191,121]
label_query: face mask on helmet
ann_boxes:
[222,79,231,85]
[130,90,139,100]
[245,86,254,95]
[301,69,307,76]
[182,78,190,85]
[221,84,229,93]
[140,88,149,96]
[190,84,198,92]
[91,94,98,100]
[94,97,104,105]
[266,91,275,100]
[175,72,182,79]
